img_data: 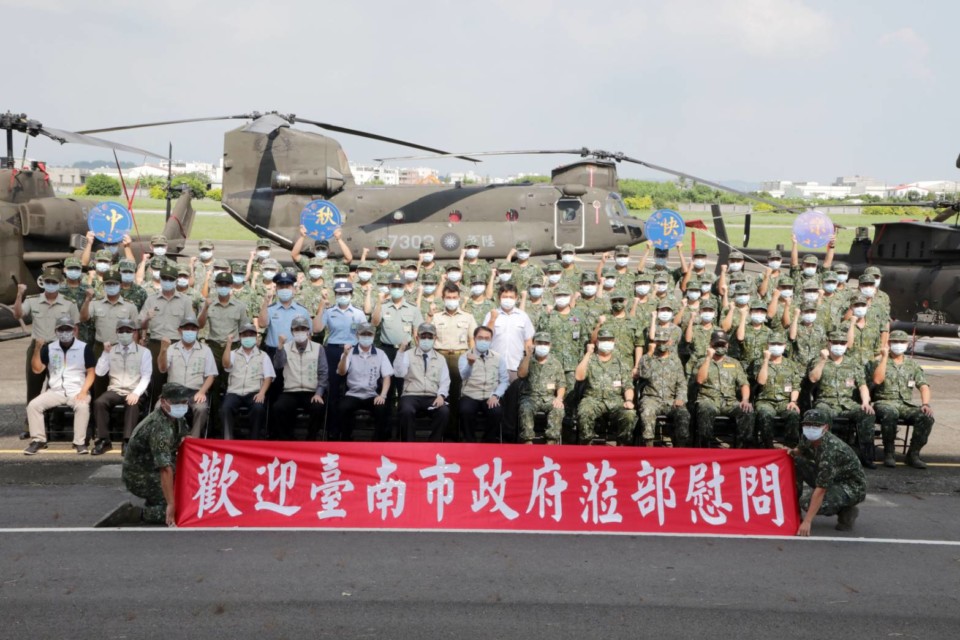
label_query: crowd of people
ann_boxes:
[14,226,934,479]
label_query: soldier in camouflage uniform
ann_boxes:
[542,261,565,305]
[175,264,204,315]
[141,256,166,296]
[517,332,566,444]
[575,328,637,444]
[832,262,853,296]
[764,275,796,330]
[648,299,681,357]
[558,243,583,290]
[721,282,751,337]
[493,260,515,297]
[464,274,495,326]
[417,240,443,283]
[687,247,711,287]
[862,266,891,319]
[722,250,756,296]
[870,330,934,469]
[372,237,399,281]
[808,330,877,469]
[419,271,441,321]
[637,330,691,447]
[118,258,147,311]
[790,253,823,297]
[591,293,643,369]
[95,383,194,527]
[60,257,95,344]
[443,262,464,291]
[630,272,656,322]
[511,240,543,292]
[790,299,827,371]
[191,240,217,290]
[352,261,376,315]
[650,272,679,311]
[296,255,330,316]
[789,409,866,535]
[819,271,846,331]
[684,297,719,376]
[575,271,605,320]
[521,277,548,329]
[598,265,621,301]
[537,285,589,392]
[736,297,772,373]
[854,273,889,329]
[229,261,262,327]
[757,249,785,302]
[399,260,421,305]
[674,277,703,332]
[753,332,803,447]
[643,246,684,289]
[461,236,492,289]
[848,293,887,369]
[695,331,754,447]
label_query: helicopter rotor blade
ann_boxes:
[373,149,590,162]
[240,113,294,135]
[293,117,482,163]
[38,126,166,159]
[77,116,252,135]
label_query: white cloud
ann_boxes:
[879,27,934,80]
[659,0,835,58]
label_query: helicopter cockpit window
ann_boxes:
[557,198,581,224]
[606,194,627,234]
[606,193,629,218]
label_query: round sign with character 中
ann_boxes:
[645,208,686,250]
[87,201,133,244]
[300,199,344,241]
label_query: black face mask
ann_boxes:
[611,301,626,312]
[714,346,727,357]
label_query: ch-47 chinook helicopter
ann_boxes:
[79,111,781,261]
[0,111,197,306]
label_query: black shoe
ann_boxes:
[835,505,859,532]
[91,439,113,456]
[19,430,30,440]
[94,501,142,528]
[23,440,47,455]
[74,444,89,455]
[121,441,127,457]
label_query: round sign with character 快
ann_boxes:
[645,208,686,250]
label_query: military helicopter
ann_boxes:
[0,111,197,306]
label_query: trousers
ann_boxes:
[27,391,90,446]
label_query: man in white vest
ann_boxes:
[23,315,96,455]
[91,317,153,455]
[271,315,328,440]
[393,322,450,442]
[458,325,509,442]
[158,314,218,438]
[221,322,275,439]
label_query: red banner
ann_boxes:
[175,440,798,535]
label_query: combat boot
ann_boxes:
[94,501,143,528]
[883,441,897,468]
[835,505,859,532]
[859,444,877,470]
[906,449,928,470]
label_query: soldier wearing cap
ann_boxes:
[790,299,827,369]
[192,240,217,290]
[788,409,866,535]
[845,290,887,368]
[494,260,515,295]
[517,331,566,445]
[57,256,96,344]
[591,292,643,368]
[684,297,720,377]
[790,226,836,286]
[272,315,329,440]
[641,244,684,289]
[521,277,548,328]
[95,383,195,527]
[558,243,582,289]
[317,280,367,431]
[575,271,604,319]
[13,267,81,440]
[695,330,754,447]
[417,240,442,281]
[651,272,679,311]
[372,237,398,279]
[720,250,755,298]
[735,297,772,371]
[458,324,509,442]
[612,244,633,276]
[296,255,330,317]
[575,327,637,444]
[292,225,354,276]
[23,315,96,455]
[630,272,656,325]
[253,257,281,301]
[753,332,803,447]
[117,258,147,311]
[80,230,122,278]
[393,322,451,441]
[808,329,877,468]
[832,261,852,289]
[157,314,218,438]
[372,275,424,403]
[542,261,564,303]
[464,271,495,326]
[855,271,890,326]
[758,249,785,300]
[398,259,421,304]
[510,240,542,292]
[221,323,275,439]
[688,246,710,282]
[460,236,492,289]
[648,298,681,357]
[443,261,464,288]
[140,263,194,403]
[336,321,392,440]
[352,260,377,314]
[674,277,704,337]
[418,271,442,320]
[537,283,590,394]
[173,263,202,311]
[598,265,621,300]
[139,256,167,296]
[870,330,934,469]
[88,248,118,293]
[817,271,844,329]
[91,317,153,455]
[766,273,797,324]
[227,260,261,330]
[637,329,690,447]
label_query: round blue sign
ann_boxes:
[793,209,834,249]
[645,209,686,250]
[300,200,343,241]
[87,201,132,244]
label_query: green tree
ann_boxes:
[171,173,208,198]
[509,175,550,184]
[149,184,167,200]
[624,195,653,210]
[84,174,122,196]
[206,187,222,201]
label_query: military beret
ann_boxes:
[274,271,296,285]
[42,267,63,281]
[533,331,552,343]
[63,257,82,268]
[888,330,910,341]
[290,315,312,331]
[596,327,615,340]
[417,322,437,336]
[179,314,200,328]
[161,383,193,403]
[333,282,354,294]
[199,239,215,250]
[55,314,75,329]
[214,272,233,285]
[801,409,828,426]
[150,235,167,246]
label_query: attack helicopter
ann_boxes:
[0,112,197,306]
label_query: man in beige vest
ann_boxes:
[458,326,509,442]
[91,317,153,455]
[271,315,328,440]
[222,322,275,439]
[158,315,218,437]
[393,323,450,442]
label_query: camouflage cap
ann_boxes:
[802,254,818,264]
[214,272,233,285]
[115,316,136,331]
[889,330,910,341]
[657,299,674,311]
[230,261,246,274]
[41,267,63,281]
[102,269,121,283]
[710,330,728,346]
[261,258,280,269]
[700,298,718,310]
[596,327,615,340]
[159,264,178,279]
[800,300,818,312]
[827,330,847,342]
[375,273,392,285]
[634,272,653,283]
[199,239,215,250]
[699,272,716,283]
[654,273,669,283]
[179,314,200,328]
[767,249,782,259]
[150,234,167,246]
[256,238,272,249]
[176,264,191,276]
[308,256,325,268]
[533,331,552,343]
[777,275,794,287]
[357,321,375,335]
[290,315,312,331]
[333,263,351,276]
[802,279,820,290]
[729,250,744,260]
[465,236,480,247]
[851,294,869,306]
[94,249,113,261]
[693,247,708,257]
[601,266,618,277]
[609,292,626,301]
[420,241,435,252]
[55,314,75,329]
[497,261,513,271]
[357,261,375,271]
[560,243,576,253]
[213,258,230,269]
[63,257,82,268]
[375,237,391,249]
[858,274,876,285]
[516,240,530,251]
[470,273,487,285]
[684,277,700,291]
[149,257,167,270]
[402,260,418,269]
[653,329,671,342]
[160,383,193,403]
[580,271,597,283]
[728,272,746,284]
[417,322,437,336]
[554,285,572,296]
[833,262,850,273]
[545,261,562,272]
[732,282,749,295]
[528,277,545,287]
[421,272,439,284]
[864,266,882,277]
[768,331,787,344]
[118,259,136,271]
[614,244,630,256]
[444,263,462,272]
[749,297,767,309]
[821,271,838,282]
[801,409,828,426]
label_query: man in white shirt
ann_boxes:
[337,322,393,440]
[483,283,534,442]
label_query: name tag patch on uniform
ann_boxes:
[613,380,622,388]
[546,383,556,390]
[723,364,735,369]
[784,385,792,393]
[908,380,916,388]
[845,378,855,388]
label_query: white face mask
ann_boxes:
[700,284,712,294]
[199,251,213,261]
[860,287,876,298]
[309,268,323,280]
[735,295,750,305]
[529,287,544,298]
[750,313,766,324]
[95,262,110,273]
[121,272,135,284]
[837,274,849,283]
[889,343,908,355]
[151,270,161,281]
[693,259,706,269]
[498,272,513,282]
[177,277,189,288]
[117,332,134,346]
[500,297,517,311]
[779,289,794,300]
[57,330,75,343]
[603,278,617,289]
[317,251,329,260]
[655,283,668,293]
[293,330,310,344]
[357,271,372,282]
[336,295,351,307]
[830,344,847,356]
[852,306,867,318]
[687,291,701,301]
[554,296,571,308]
[802,267,817,277]
[823,283,837,293]
[658,311,673,323]
[262,271,277,281]
[444,299,460,311]
[581,285,597,297]
[465,248,479,260]
[635,284,651,296]
[768,344,785,357]
[615,257,629,267]
[561,254,575,265]
[547,273,562,284]
[700,312,715,323]
[534,345,551,358]
[517,251,530,261]
[470,285,486,297]
[597,341,615,354]
[421,253,434,263]
[422,285,437,295]
[803,426,825,442]
[376,250,390,260]
[728,261,743,272]
[768,260,781,270]
[404,270,418,282]
[801,313,817,324]
[447,272,462,282]
[153,247,167,256]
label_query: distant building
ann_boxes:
[349,163,400,185]
[400,167,439,185]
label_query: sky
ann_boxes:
[5,0,959,186]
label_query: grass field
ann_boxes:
[123,212,257,242]
[58,194,224,212]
